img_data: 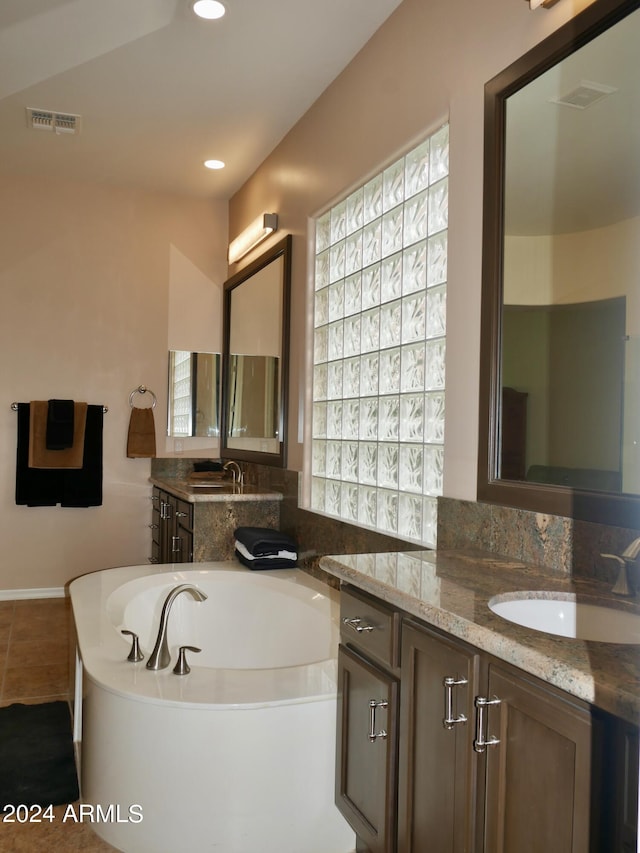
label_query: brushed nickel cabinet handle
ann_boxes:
[443,676,468,729]
[368,699,388,742]
[473,695,501,753]
[343,617,375,634]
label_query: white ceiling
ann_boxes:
[0,0,403,200]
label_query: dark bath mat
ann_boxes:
[0,701,79,810]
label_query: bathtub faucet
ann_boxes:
[146,584,208,670]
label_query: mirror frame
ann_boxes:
[478,0,640,529]
[221,234,292,468]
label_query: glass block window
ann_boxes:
[309,124,448,547]
[168,350,193,437]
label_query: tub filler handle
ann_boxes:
[146,584,208,671]
[173,645,201,675]
[121,630,144,663]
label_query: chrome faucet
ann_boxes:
[601,538,640,597]
[223,459,244,488]
[146,584,208,670]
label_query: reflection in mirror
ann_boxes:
[222,235,291,466]
[227,355,279,446]
[167,351,221,438]
[479,0,640,527]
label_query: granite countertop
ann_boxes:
[150,477,283,503]
[319,549,640,725]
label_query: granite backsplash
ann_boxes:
[151,459,639,585]
[437,496,640,584]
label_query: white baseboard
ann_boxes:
[0,587,65,601]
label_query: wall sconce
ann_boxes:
[528,0,560,8]
[228,214,278,264]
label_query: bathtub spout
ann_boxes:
[146,584,208,671]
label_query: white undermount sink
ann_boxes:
[488,592,640,644]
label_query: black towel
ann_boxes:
[234,526,298,557]
[235,550,297,570]
[45,399,75,449]
[16,403,103,507]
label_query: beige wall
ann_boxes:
[0,175,226,591]
[228,0,594,496]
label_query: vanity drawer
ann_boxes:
[173,497,193,531]
[340,584,400,671]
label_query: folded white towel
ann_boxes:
[234,540,297,562]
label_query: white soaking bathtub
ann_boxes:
[69,562,355,853]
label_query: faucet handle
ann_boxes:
[173,645,201,676]
[121,629,145,662]
[621,537,640,562]
[601,554,634,596]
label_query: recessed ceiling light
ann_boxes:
[192,1,225,20]
[204,159,225,170]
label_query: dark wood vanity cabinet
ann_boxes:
[337,584,637,853]
[336,587,401,853]
[337,645,399,853]
[612,720,639,853]
[150,486,193,564]
[397,620,483,853]
[482,662,600,853]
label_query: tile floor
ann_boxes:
[0,597,118,852]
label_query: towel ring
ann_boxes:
[129,385,157,409]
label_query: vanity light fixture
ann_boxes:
[228,214,279,263]
[192,0,226,20]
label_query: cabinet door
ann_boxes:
[613,719,639,853]
[483,664,596,853]
[173,498,193,563]
[150,488,162,563]
[398,621,482,853]
[336,644,399,853]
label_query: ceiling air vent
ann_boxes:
[26,108,82,135]
[550,81,617,110]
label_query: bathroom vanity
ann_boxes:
[321,551,639,853]
[149,479,282,563]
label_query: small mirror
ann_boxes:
[221,235,291,466]
[479,0,640,528]
[167,351,221,438]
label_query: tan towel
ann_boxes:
[127,407,156,458]
[187,471,226,482]
[28,401,88,469]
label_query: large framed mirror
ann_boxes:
[478,0,640,528]
[221,235,291,467]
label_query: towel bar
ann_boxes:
[11,402,108,413]
[129,385,157,409]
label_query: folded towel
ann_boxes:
[193,461,224,472]
[187,471,226,482]
[235,540,297,563]
[234,526,298,558]
[29,401,88,469]
[46,399,75,449]
[234,550,297,570]
[127,407,156,458]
